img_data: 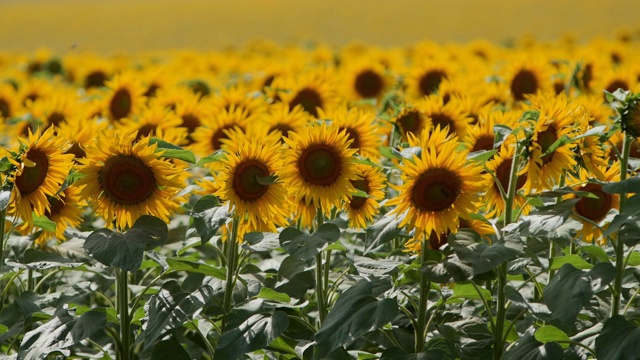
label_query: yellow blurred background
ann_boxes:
[1,0,639,53]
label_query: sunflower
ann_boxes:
[18,78,55,107]
[343,163,386,229]
[481,143,530,218]
[520,94,579,194]
[258,102,312,141]
[619,96,640,138]
[102,74,147,122]
[406,216,494,252]
[275,70,338,117]
[567,164,620,244]
[466,110,520,154]
[387,129,484,240]
[214,135,290,234]
[419,95,474,142]
[76,131,183,230]
[393,104,429,141]
[0,83,19,121]
[190,106,254,157]
[404,59,453,99]
[281,122,358,215]
[317,106,382,160]
[504,56,553,103]
[210,85,268,118]
[25,185,86,246]
[117,105,187,145]
[340,58,392,101]
[27,88,81,129]
[292,194,317,229]
[56,115,108,165]
[8,127,75,224]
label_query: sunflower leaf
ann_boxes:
[351,189,372,198]
[32,213,56,232]
[595,315,640,359]
[195,150,226,167]
[365,211,405,254]
[467,149,497,162]
[23,249,83,270]
[191,195,231,245]
[0,156,13,172]
[503,332,564,360]
[149,137,196,163]
[279,223,340,265]
[378,146,403,160]
[214,312,289,360]
[256,175,278,185]
[493,124,513,148]
[0,186,11,211]
[150,340,191,360]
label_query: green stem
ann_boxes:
[315,208,327,327]
[222,218,240,331]
[0,207,6,274]
[613,133,632,316]
[415,235,429,353]
[117,269,131,360]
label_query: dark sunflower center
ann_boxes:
[99,154,156,205]
[262,75,276,88]
[340,127,360,150]
[188,80,210,98]
[431,113,455,134]
[47,112,66,127]
[397,111,422,134]
[45,193,66,218]
[211,125,242,151]
[418,70,446,96]
[605,79,630,95]
[144,83,160,98]
[429,230,449,250]
[574,183,612,223]
[471,134,495,153]
[65,142,86,162]
[581,64,593,90]
[85,71,107,89]
[510,69,539,101]
[15,149,49,195]
[411,168,460,212]
[232,159,270,202]
[181,113,201,144]
[354,69,384,98]
[136,124,157,140]
[349,178,370,209]
[289,88,323,117]
[538,126,558,164]
[0,98,10,118]
[554,81,565,95]
[110,88,132,121]
[298,144,342,186]
[494,158,526,193]
[269,123,294,137]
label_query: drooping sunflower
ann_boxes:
[317,106,382,160]
[102,74,147,122]
[292,194,317,229]
[214,135,291,234]
[387,129,484,240]
[567,164,620,244]
[76,131,183,230]
[8,127,75,224]
[481,143,530,218]
[281,122,358,215]
[342,163,386,229]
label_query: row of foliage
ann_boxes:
[1,35,640,359]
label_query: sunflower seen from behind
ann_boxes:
[281,122,358,216]
[387,126,484,250]
[76,131,183,230]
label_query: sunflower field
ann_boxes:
[3,22,640,360]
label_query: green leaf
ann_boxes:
[19,308,106,360]
[140,280,217,350]
[365,211,404,254]
[493,124,513,149]
[503,333,564,360]
[379,146,403,160]
[214,312,289,360]
[84,215,169,272]
[549,254,593,270]
[581,245,609,263]
[0,186,11,211]
[166,258,226,280]
[151,340,191,360]
[195,150,226,167]
[315,279,398,358]
[519,110,540,123]
[256,287,291,303]
[191,195,231,245]
[627,251,640,266]
[256,174,278,185]
[242,232,281,252]
[450,230,524,275]
[279,223,340,264]
[149,137,196,163]
[32,213,56,232]
[0,156,13,172]
[23,249,83,270]
[595,315,640,360]
[451,282,491,301]
[543,262,616,331]
[602,176,640,194]
[351,189,372,198]
[535,325,570,349]
[350,254,401,277]
[422,256,474,283]
[467,149,497,162]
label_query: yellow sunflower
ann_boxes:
[257,102,312,141]
[0,83,19,121]
[387,129,484,240]
[102,73,147,123]
[281,122,358,215]
[8,127,75,224]
[567,164,620,244]
[56,115,108,165]
[340,58,392,101]
[408,216,494,252]
[27,88,81,129]
[481,143,530,218]
[274,70,338,117]
[393,104,429,141]
[404,59,453,99]
[520,94,579,194]
[504,56,553,103]
[190,106,254,157]
[210,85,269,118]
[117,105,187,145]
[466,110,520,153]
[76,131,183,230]
[343,163,386,229]
[317,106,382,160]
[292,195,318,230]
[419,95,474,142]
[214,135,290,234]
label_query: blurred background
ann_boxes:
[1,0,639,53]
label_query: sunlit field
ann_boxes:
[2,1,640,359]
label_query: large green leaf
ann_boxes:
[149,137,196,163]
[595,315,640,359]
[84,215,169,272]
[242,231,281,252]
[275,256,315,299]
[279,223,340,264]
[350,254,401,277]
[140,280,217,350]
[19,308,106,360]
[503,333,564,360]
[151,340,192,360]
[191,195,231,245]
[535,325,570,349]
[450,230,524,275]
[214,311,289,360]
[504,199,581,241]
[422,255,474,283]
[315,279,398,358]
[543,263,616,331]
[166,257,226,280]
[365,211,404,253]
[23,249,83,270]
[0,186,11,211]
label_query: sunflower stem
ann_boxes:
[494,139,522,360]
[415,234,429,353]
[612,132,631,316]
[116,268,131,360]
[315,208,327,327]
[0,207,6,276]
[222,218,240,331]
